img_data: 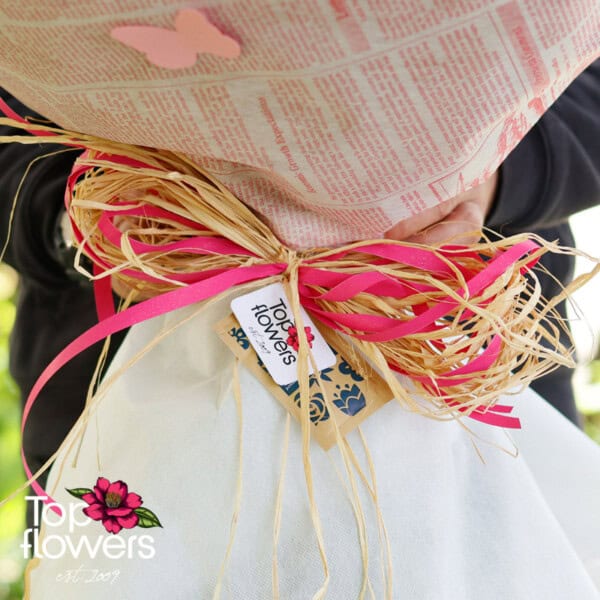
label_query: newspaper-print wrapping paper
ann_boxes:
[0,0,599,248]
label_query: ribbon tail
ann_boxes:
[21,265,283,510]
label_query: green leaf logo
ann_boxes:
[134,506,163,528]
[65,487,93,499]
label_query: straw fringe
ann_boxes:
[61,152,596,417]
[213,358,244,599]
[2,118,590,418]
[2,117,599,598]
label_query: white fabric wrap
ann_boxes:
[26,301,600,599]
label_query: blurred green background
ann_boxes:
[0,211,599,599]
[0,264,24,600]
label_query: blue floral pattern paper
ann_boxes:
[217,314,392,449]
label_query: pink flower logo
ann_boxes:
[67,477,162,534]
[286,325,315,352]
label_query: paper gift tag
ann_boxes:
[215,313,394,450]
[231,282,336,385]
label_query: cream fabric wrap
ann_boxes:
[25,300,600,599]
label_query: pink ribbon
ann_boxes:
[1,99,537,512]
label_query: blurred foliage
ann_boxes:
[0,266,25,600]
[584,415,600,446]
[582,360,600,445]
[590,360,600,384]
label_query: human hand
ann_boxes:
[384,171,499,245]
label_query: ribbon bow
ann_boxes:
[1,101,571,511]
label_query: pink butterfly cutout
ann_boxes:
[110,9,241,69]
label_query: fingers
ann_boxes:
[403,199,487,245]
[385,171,499,245]
[384,197,460,240]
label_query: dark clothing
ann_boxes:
[512,223,578,423]
[489,61,600,231]
[1,60,599,491]
[0,91,127,493]
[486,59,600,423]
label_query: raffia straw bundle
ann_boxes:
[4,115,600,599]
[2,115,596,425]
[68,152,590,420]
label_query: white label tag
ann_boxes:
[231,282,336,385]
